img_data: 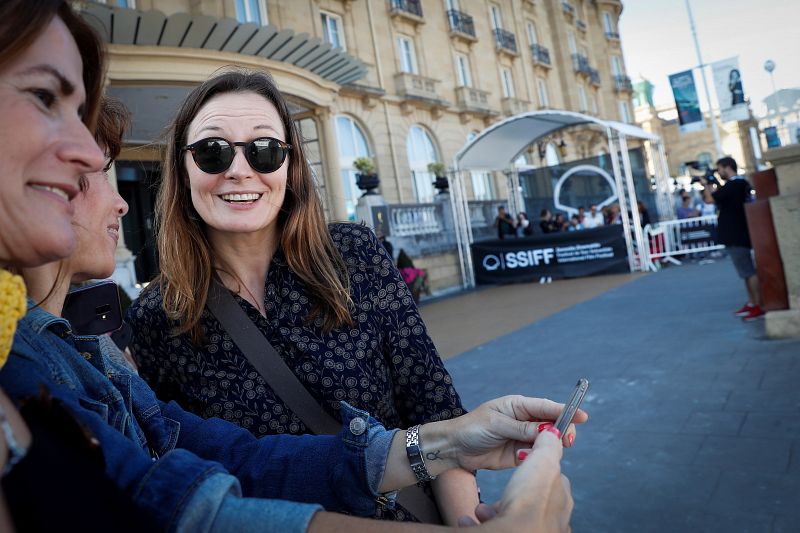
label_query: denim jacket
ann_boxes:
[0,304,398,532]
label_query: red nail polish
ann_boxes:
[568,434,575,446]
[546,426,562,439]
[517,450,529,461]
[538,422,553,433]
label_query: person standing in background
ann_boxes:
[495,206,516,239]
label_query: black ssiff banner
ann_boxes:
[471,225,629,284]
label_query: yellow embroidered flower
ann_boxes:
[0,269,27,369]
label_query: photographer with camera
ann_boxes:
[700,157,763,322]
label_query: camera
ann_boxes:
[685,160,718,185]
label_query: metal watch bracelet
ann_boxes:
[405,424,436,483]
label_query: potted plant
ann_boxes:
[428,162,449,194]
[353,156,380,195]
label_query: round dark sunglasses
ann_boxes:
[182,137,292,174]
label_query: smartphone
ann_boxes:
[62,280,123,336]
[554,378,589,436]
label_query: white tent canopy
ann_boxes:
[454,111,659,171]
[447,110,673,288]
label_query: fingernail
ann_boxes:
[568,434,575,446]
[546,426,562,439]
[517,450,529,461]
[538,422,554,433]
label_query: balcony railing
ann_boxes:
[501,97,530,116]
[589,68,601,87]
[390,204,442,236]
[389,0,423,19]
[562,1,576,17]
[395,72,440,101]
[576,19,587,32]
[614,75,633,93]
[494,28,518,54]
[572,53,591,75]
[605,31,621,41]
[447,9,475,38]
[530,43,551,67]
[455,86,492,113]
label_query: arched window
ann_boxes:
[335,115,370,220]
[697,152,713,169]
[466,130,495,201]
[545,142,560,167]
[406,126,439,202]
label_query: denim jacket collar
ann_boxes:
[24,299,71,337]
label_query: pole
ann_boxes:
[685,0,723,159]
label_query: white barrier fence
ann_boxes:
[642,215,725,272]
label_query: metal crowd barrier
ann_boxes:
[642,215,724,272]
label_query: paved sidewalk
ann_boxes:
[440,260,800,533]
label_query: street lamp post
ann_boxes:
[685,0,723,159]
[764,60,782,124]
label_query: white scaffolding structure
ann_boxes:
[452,110,674,288]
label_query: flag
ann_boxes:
[711,57,749,122]
[669,70,705,133]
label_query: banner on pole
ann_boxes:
[669,70,705,134]
[711,57,749,123]
[471,225,628,284]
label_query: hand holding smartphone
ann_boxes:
[553,378,589,437]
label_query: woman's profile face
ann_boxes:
[0,16,105,267]
[70,160,129,283]
[184,91,289,240]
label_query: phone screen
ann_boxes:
[62,280,123,336]
[554,378,589,436]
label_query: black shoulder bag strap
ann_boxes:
[206,279,443,524]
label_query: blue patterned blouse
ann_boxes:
[127,223,465,441]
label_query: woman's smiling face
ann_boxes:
[184,91,289,241]
[0,16,104,267]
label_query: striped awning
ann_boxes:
[79,2,367,85]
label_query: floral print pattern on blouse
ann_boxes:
[126,224,465,439]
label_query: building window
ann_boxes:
[618,100,632,123]
[446,0,460,10]
[320,11,344,50]
[526,22,538,45]
[455,54,472,87]
[537,78,550,107]
[611,55,623,76]
[567,31,577,55]
[235,0,268,25]
[590,93,599,115]
[545,142,560,166]
[500,67,515,98]
[489,4,503,29]
[603,11,615,33]
[335,116,370,220]
[577,84,588,112]
[407,126,440,203]
[397,36,418,74]
[471,172,495,200]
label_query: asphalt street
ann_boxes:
[441,260,800,533]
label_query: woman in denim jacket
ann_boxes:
[0,1,582,531]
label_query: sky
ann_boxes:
[618,0,800,117]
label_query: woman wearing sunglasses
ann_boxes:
[0,2,582,532]
[127,70,490,523]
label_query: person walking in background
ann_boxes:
[697,188,717,217]
[516,212,533,237]
[583,204,604,229]
[494,205,516,239]
[702,157,763,321]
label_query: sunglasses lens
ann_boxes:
[193,139,233,174]
[248,138,288,173]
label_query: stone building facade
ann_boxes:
[87,0,634,295]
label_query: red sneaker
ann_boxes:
[734,303,754,316]
[742,305,765,322]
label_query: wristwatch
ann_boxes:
[405,425,436,483]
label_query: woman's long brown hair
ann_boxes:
[156,69,352,342]
[0,0,106,131]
